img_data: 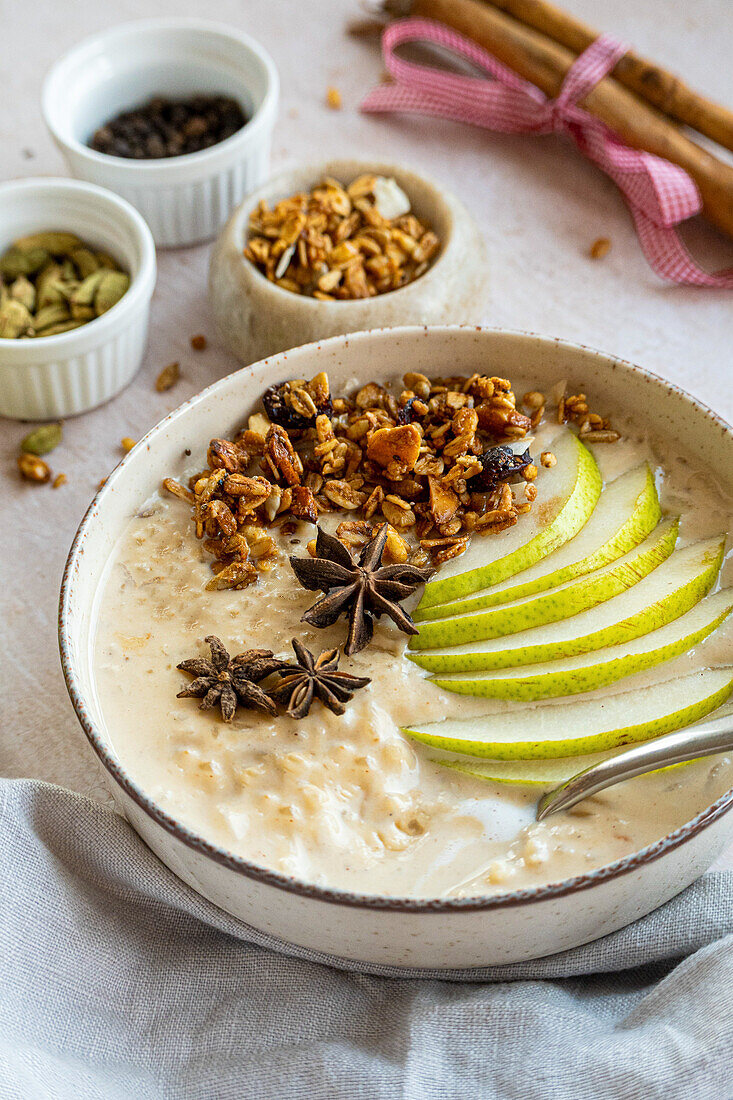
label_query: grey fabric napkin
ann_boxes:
[1,778,732,1100]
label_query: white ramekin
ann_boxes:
[0,178,156,421]
[42,19,279,248]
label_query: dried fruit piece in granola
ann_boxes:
[467,446,533,492]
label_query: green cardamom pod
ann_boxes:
[19,420,63,455]
[9,275,36,312]
[32,319,85,337]
[34,302,71,331]
[13,231,82,254]
[20,421,63,455]
[70,303,96,321]
[0,298,33,338]
[70,247,99,279]
[94,271,130,315]
[71,270,105,308]
[35,264,64,307]
[95,251,120,270]
[0,247,33,280]
[60,258,77,282]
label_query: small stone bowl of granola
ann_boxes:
[209,160,485,365]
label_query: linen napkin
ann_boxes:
[1,777,731,1100]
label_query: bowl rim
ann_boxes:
[41,17,280,175]
[222,159,460,310]
[0,177,156,353]
[58,324,733,914]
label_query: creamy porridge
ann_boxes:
[92,371,733,898]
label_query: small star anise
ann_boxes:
[176,635,287,722]
[269,639,371,719]
[289,525,432,654]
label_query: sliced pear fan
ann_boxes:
[409,517,678,650]
[415,463,660,621]
[408,536,724,673]
[417,430,602,609]
[430,589,733,700]
[402,668,733,760]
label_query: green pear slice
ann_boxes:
[436,746,703,786]
[408,535,724,673]
[438,748,627,786]
[402,668,733,759]
[430,589,733,699]
[416,464,660,622]
[417,429,602,610]
[409,517,678,651]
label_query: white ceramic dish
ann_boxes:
[59,327,733,973]
[43,18,279,248]
[0,178,156,421]
[209,160,485,365]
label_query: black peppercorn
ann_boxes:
[89,95,248,160]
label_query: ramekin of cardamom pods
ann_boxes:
[0,177,156,421]
[42,19,279,248]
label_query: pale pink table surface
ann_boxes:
[1,0,732,868]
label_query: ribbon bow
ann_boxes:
[361,19,733,288]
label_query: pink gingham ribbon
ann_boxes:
[360,19,733,287]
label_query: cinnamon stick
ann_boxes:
[409,0,733,240]
[481,0,733,153]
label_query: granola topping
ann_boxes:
[159,368,624,606]
[244,175,441,298]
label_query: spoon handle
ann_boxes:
[536,713,733,820]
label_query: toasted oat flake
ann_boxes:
[161,367,552,574]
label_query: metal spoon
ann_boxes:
[536,711,733,820]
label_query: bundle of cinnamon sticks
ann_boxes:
[381,0,733,239]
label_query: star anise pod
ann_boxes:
[269,639,371,719]
[289,525,432,655]
[176,635,287,722]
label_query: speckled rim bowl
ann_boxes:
[59,326,733,973]
[209,160,486,365]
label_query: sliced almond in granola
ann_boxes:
[427,476,460,527]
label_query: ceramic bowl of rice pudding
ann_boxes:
[60,326,733,971]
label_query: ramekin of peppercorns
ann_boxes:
[42,19,279,248]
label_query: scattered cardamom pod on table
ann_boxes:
[20,422,63,456]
